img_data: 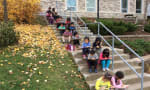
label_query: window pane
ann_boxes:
[67,0,76,11]
[136,0,142,13]
[86,0,95,12]
[122,0,128,13]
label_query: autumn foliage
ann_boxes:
[0,0,41,23]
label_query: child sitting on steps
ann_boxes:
[82,37,91,59]
[99,48,112,71]
[95,72,112,90]
[93,37,103,55]
[87,50,98,73]
[62,29,72,43]
[111,71,128,90]
[58,23,66,35]
[72,32,80,48]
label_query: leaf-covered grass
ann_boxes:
[0,25,89,90]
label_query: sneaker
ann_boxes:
[102,68,105,72]
[95,69,98,73]
[82,55,86,59]
[89,69,92,73]
[106,68,110,71]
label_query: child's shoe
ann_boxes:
[82,55,86,59]
[106,68,110,71]
[95,69,97,73]
[89,69,92,73]
[102,68,106,72]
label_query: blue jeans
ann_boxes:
[101,60,111,69]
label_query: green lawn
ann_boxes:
[0,25,89,90]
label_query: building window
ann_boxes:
[86,0,96,12]
[121,0,128,13]
[67,0,77,11]
[136,0,142,13]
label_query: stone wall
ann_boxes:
[40,0,148,19]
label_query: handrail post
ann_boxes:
[98,22,100,36]
[141,60,144,90]
[84,24,87,36]
[112,36,115,71]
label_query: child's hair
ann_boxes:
[52,8,55,12]
[67,18,71,21]
[73,31,78,36]
[115,71,124,79]
[70,22,74,25]
[103,48,109,58]
[90,49,95,55]
[104,72,112,81]
[95,37,101,43]
[84,37,90,42]
[48,7,51,10]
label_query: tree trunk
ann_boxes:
[3,0,8,22]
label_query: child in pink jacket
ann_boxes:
[99,48,111,71]
[111,71,128,89]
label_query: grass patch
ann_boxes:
[0,25,89,90]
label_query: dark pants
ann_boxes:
[73,40,80,45]
[88,60,98,69]
[82,48,90,55]
[60,30,65,36]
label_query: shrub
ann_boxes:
[0,0,41,23]
[144,24,150,33]
[111,26,127,35]
[125,22,137,32]
[31,16,48,26]
[82,18,137,35]
[0,21,19,47]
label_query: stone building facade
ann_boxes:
[40,0,150,19]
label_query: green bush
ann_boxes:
[108,39,150,56]
[0,21,19,47]
[82,18,137,35]
[125,22,137,32]
[144,24,150,33]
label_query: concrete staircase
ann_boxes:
[50,24,150,90]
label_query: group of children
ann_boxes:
[96,71,128,90]
[57,18,80,51]
[46,7,60,24]
[46,7,128,89]
[82,36,111,73]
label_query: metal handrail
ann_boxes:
[70,13,144,90]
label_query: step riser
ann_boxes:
[74,54,129,61]
[78,61,138,74]
[84,68,142,81]
[123,77,150,85]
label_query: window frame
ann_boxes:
[136,0,142,13]
[121,0,128,13]
[66,0,78,11]
[86,0,96,12]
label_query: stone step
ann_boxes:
[76,27,88,30]
[77,58,139,74]
[87,75,150,90]
[72,48,124,56]
[130,81,150,90]
[81,66,142,82]
[78,30,91,33]
[123,74,150,85]
[73,52,129,61]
